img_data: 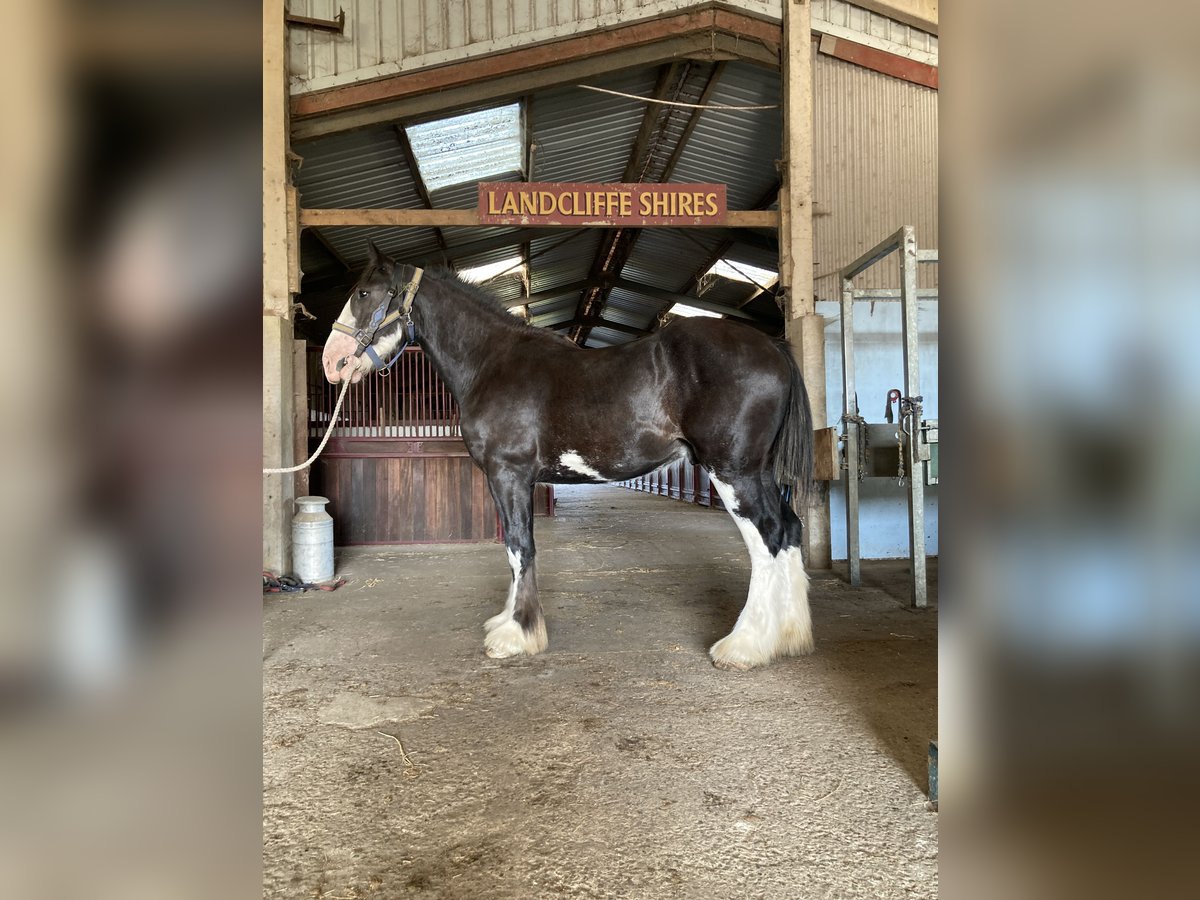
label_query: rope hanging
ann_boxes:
[576,84,779,111]
[262,362,356,475]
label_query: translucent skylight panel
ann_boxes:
[405,104,522,190]
[668,303,723,318]
[458,255,525,284]
[706,258,779,288]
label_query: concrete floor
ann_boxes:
[264,485,938,899]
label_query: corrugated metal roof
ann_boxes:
[668,62,782,210]
[529,298,578,327]
[295,125,424,211]
[602,292,658,330]
[290,50,936,345]
[405,105,523,190]
[587,327,627,346]
[531,69,660,183]
[622,230,726,292]
[527,232,601,295]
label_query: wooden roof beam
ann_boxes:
[298,208,778,228]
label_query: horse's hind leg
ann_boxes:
[707,473,813,670]
[483,470,548,658]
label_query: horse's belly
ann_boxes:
[538,442,690,484]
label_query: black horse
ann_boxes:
[323,242,815,669]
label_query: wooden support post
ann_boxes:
[292,339,310,499]
[263,0,296,574]
[780,0,831,569]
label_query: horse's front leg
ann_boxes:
[483,470,547,658]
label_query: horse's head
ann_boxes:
[322,241,421,384]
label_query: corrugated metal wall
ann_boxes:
[287,0,779,94]
[812,49,938,300]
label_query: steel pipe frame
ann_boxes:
[837,226,938,608]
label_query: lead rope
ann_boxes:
[262,359,358,475]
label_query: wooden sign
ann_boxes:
[479,182,727,226]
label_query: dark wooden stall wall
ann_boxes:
[618,459,726,510]
[307,347,551,545]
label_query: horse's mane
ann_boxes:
[422,267,580,348]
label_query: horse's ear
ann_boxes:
[366,240,386,268]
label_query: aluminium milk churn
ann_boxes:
[292,496,335,584]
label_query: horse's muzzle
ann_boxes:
[322,331,365,384]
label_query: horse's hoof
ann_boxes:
[708,633,770,670]
[710,656,755,672]
[484,618,547,658]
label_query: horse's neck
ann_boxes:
[413,284,513,400]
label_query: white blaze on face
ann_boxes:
[322,297,363,384]
[559,451,605,481]
[321,294,408,385]
[707,474,813,669]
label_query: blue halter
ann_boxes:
[331,267,423,375]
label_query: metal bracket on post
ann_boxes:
[286,8,346,34]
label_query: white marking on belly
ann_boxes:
[559,450,605,481]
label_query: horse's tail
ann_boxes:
[770,339,815,500]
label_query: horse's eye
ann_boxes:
[359,290,368,298]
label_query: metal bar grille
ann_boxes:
[307,346,462,439]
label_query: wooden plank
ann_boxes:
[395,459,413,543]
[338,460,354,545]
[262,0,291,317]
[377,459,392,543]
[386,457,400,543]
[316,446,509,543]
[812,426,840,482]
[292,339,309,498]
[366,457,382,542]
[286,184,302,294]
[299,208,778,229]
[262,0,294,573]
[427,459,447,540]
[350,458,365,543]
[780,3,830,569]
[460,460,475,540]
[410,460,426,542]
[817,34,938,90]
